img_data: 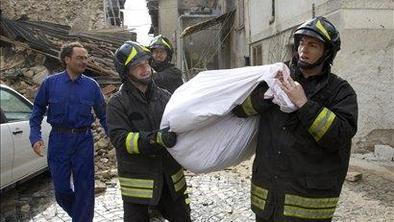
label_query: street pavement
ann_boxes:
[1,157,393,222]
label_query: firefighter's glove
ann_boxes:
[156,127,177,148]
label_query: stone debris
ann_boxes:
[346,171,363,182]
[94,180,107,194]
[374,145,394,161]
[352,144,394,164]
[102,84,118,96]
[355,129,394,153]
[1,157,394,221]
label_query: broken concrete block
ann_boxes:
[34,54,46,65]
[24,69,35,78]
[102,84,117,96]
[94,180,107,194]
[374,145,394,161]
[346,171,362,182]
[32,65,48,84]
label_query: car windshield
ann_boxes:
[0,88,32,122]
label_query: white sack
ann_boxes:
[161,63,297,173]
[161,63,296,133]
[172,115,258,173]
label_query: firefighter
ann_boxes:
[233,16,358,221]
[107,41,191,222]
[29,42,108,222]
[149,35,183,93]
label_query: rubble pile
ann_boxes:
[1,15,136,80]
[1,0,106,31]
[1,47,50,100]
[0,15,132,185]
[92,120,118,187]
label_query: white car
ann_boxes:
[0,84,51,190]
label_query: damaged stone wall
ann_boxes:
[247,0,394,154]
[332,1,394,153]
[1,0,107,30]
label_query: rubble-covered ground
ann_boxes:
[1,155,393,222]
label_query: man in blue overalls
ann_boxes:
[29,42,108,222]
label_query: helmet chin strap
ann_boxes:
[296,50,330,70]
[127,72,152,86]
[297,56,325,69]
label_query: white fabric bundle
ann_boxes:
[161,63,296,173]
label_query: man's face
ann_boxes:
[65,47,88,75]
[297,36,325,65]
[127,59,152,81]
[152,48,168,63]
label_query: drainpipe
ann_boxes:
[269,0,275,25]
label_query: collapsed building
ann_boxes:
[0,0,136,184]
[1,15,134,87]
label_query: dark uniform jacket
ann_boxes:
[106,81,187,205]
[153,63,183,93]
[234,68,358,221]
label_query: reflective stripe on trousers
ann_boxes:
[284,193,338,220]
[251,182,338,220]
[119,169,187,199]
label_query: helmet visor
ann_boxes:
[294,29,325,43]
[127,54,152,71]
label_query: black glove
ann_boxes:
[155,127,177,148]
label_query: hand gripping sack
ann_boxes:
[161,63,296,173]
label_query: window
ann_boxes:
[0,89,32,122]
[104,0,124,26]
[252,45,262,65]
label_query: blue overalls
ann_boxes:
[30,71,108,222]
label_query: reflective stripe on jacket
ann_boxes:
[236,70,358,221]
[107,81,187,205]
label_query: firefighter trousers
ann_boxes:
[123,176,191,222]
[256,214,333,222]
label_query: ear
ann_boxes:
[125,66,134,79]
[324,48,331,56]
[64,56,71,65]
